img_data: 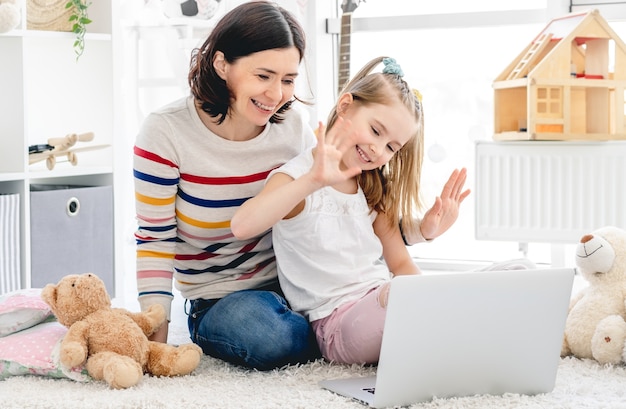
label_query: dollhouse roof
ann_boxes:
[536,12,587,42]
[496,9,626,82]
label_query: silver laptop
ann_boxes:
[319,268,575,408]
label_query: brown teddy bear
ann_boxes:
[561,226,626,364]
[41,273,203,389]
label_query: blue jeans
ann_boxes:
[187,284,320,371]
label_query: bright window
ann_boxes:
[341,2,626,266]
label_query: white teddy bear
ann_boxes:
[0,0,20,33]
[561,226,626,364]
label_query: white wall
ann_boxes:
[319,1,626,267]
[115,0,626,287]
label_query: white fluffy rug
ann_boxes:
[2,321,626,409]
[2,273,622,408]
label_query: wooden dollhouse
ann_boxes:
[493,9,626,141]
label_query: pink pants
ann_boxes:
[311,286,387,365]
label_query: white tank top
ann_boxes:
[270,148,391,321]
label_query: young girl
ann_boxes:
[231,56,428,364]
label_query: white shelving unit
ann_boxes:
[0,1,118,292]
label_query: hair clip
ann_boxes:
[412,89,422,103]
[382,57,404,77]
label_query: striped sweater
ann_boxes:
[134,96,316,319]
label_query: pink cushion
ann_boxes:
[0,321,89,381]
[0,289,52,337]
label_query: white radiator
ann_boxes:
[475,141,626,244]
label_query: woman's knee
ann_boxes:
[193,290,318,369]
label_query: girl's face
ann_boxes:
[215,47,301,128]
[338,94,417,171]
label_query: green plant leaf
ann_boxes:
[66,0,91,61]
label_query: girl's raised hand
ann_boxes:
[310,118,362,188]
[419,167,471,240]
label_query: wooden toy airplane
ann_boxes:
[28,132,110,170]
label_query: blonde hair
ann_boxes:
[326,56,424,230]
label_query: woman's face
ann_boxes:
[217,47,301,127]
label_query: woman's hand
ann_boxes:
[149,320,169,343]
[419,167,471,240]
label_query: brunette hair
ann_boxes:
[188,1,306,124]
[326,56,424,231]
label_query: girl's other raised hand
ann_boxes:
[419,167,471,240]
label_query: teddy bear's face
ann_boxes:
[41,273,111,327]
[575,226,626,284]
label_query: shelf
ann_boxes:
[0,173,27,183]
[27,166,114,179]
[0,1,116,293]
[0,30,111,41]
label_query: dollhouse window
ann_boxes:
[537,87,562,116]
